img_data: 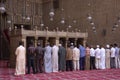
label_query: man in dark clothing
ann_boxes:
[27,42,36,74]
[79,44,85,70]
[35,42,44,73]
[58,44,66,71]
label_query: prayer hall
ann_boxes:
[0,0,120,80]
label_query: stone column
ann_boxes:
[22,36,26,48]
[35,36,38,47]
[65,37,68,48]
[45,37,49,45]
[74,38,77,46]
[56,37,59,46]
[83,38,87,47]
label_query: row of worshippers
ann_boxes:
[27,42,82,74]
[14,41,120,75]
[79,43,120,70]
[27,42,120,74]
[26,42,66,74]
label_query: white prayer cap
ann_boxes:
[106,44,110,48]
[96,45,100,48]
[71,43,73,45]
[58,44,62,46]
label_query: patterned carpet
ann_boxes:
[0,61,120,80]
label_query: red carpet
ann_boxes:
[0,60,120,80]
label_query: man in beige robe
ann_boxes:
[105,45,111,69]
[14,41,26,76]
[73,45,80,71]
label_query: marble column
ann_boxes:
[74,38,77,46]
[65,38,68,48]
[56,37,59,46]
[34,36,38,47]
[45,37,49,45]
[83,38,87,47]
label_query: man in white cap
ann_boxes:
[105,44,111,69]
[73,45,80,71]
[44,42,52,73]
[100,45,106,69]
[95,45,101,69]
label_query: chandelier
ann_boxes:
[0,2,6,13]
[49,0,55,21]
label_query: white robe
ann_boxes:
[95,48,101,69]
[44,45,52,73]
[15,45,26,75]
[100,48,105,69]
[52,45,59,72]
[73,47,80,70]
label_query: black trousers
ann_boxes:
[80,57,85,70]
[110,57,115,68]
[66,60,73,71]
[36,58,43,73]
[90,56,96,70]
[27,58,35,74]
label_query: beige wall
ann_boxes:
[43,0,120,46]
[5,0,120,46]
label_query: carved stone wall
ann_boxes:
[5,0,120,46]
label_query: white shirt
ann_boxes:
[73,47,80,60]
[90,48,95,56]
[100,47,105,57]
[95,48,101,58]
[110,47,115,57]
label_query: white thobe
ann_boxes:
[15,45,26,75]
[100,48,105,69]
[95,48,101,69]
[73,47,80,70]
[52,45,59,72]
[44,45,52,73]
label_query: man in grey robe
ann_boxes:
[58,44,66,71]
[44,43,52,73]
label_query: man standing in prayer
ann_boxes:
[52,43,59,72]
[73,45,80,71]
[90,45,96,70]
[114,44,120,69]
[58,43,66,71]
[100,45,106,69]
[95,45,101,69]
[85,45,90,70]
[105,45,111,69]
[27,42,36,74]
[66,44,73,71]
[44,42,52,73]
[35,42,44,73]
[110,44,115,68]
[14,41,26,76]
[79,44,85,70]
